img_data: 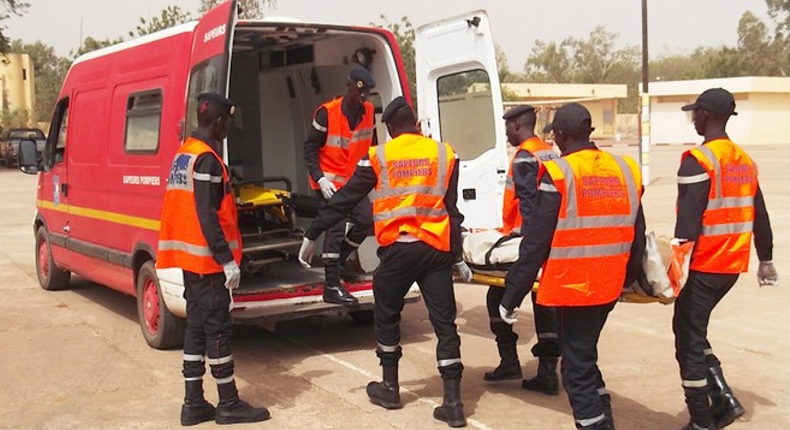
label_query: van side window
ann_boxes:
[436,69,496,161]
[47,99,69,166]
[125,90,163,153]
[186,56,224,137]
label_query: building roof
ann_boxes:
[647,76,790,96]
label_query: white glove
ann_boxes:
[298,237,317,268]
[222,261,241,290]
[758,260,779,286]
[317,177,337,200]
[453,261,473,282]
[499,304,518,325]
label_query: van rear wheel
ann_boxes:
[35,226,71,290]
[136,261,185,349]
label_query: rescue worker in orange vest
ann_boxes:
[672,88,776,430]
[158,93,269,426]
[298,97,473,428]
[483,105,562,397]
[499,103,646,430]
[304,66,377,306]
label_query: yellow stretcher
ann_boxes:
[469,272,673,305]
[233,176,304,272]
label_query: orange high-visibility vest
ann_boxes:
[368,133,456,252]
[501,137,558,234]
[538,149,642,307]
[157,137,242,274]
[682,139,757,274]
[309,97,375,190]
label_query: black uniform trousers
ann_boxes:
[373,241,463,379]
[318,191,373,270]
[556,301,616,428]
[486,288,560,357]
[673,270,738,386]
[182,271,235,382]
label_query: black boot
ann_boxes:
[522,357,560,395]
[680,387,715,430]
[215,380,270,425]
[367,364,403,409]
[180,380,216,426]
[433,378,466,428]
[601,392,615,430]
[708,366,744,429]
[484,342,522,381]
[323,260,359,305]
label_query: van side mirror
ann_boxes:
[18,139,39,175]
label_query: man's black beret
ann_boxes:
[348,65,376,91]
[381,96,412,123]
[198,92,235,116]
[502,105,535,120]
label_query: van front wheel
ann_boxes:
[136,261,185,350]
[35,226,71,290]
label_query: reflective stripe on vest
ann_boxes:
[538,151,640,307]
[369,134,453,251]
[501,137,557,234]
[684,140,757,273]
[310,98,375,190]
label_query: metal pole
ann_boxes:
[640,0,651,185]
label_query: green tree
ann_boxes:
[7,39,69,121]
[200,0,276,19]
[373,15,416,104]
[130,5,192,37]
[0,107,31,132]
[524,39,574,83]
[0,0,28,53]
[71,36,125,58]
[571,27,639,84]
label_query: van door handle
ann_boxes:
[61,183,68,196]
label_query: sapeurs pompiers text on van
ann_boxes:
[18,0,508,349]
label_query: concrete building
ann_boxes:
[502,83,628,140]
[0,53,37,125]
[648,77,790,145]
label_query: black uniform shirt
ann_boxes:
[501,142,646,311]
[675,142,773,262]
[304,96,378,184]
[191,131,233,265]
[511,148,543,235]
[305,143,464,260]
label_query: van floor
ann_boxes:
[236,258,373,295]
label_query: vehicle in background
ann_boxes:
[0,128,46,168]
[18,0,505,349]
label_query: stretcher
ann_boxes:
[462,230,675,305]
[233,176,305,273]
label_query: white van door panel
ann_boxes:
[416,11,507,230]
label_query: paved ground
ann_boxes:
[0,144,787,430]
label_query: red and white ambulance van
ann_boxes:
[19,0,507,349]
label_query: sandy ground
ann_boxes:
[0,144,787,430]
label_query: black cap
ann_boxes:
[543,103,595,134]
[681,88,738,116]
[502,105,535,121]
[348,65,376,91]
[197,92,235,116]
[381,96,412,123]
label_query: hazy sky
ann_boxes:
[5,0,774,70]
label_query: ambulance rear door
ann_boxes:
[184,0,237,159]
[415,10,507,230]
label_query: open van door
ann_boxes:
[415,11,507,230]
[184,0,238,149]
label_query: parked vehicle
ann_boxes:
[19,1,506,349]
[1,128,46,168]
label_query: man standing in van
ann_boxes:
[304,65,377,306]
[158,93,270,426]
[298,97,473,427]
